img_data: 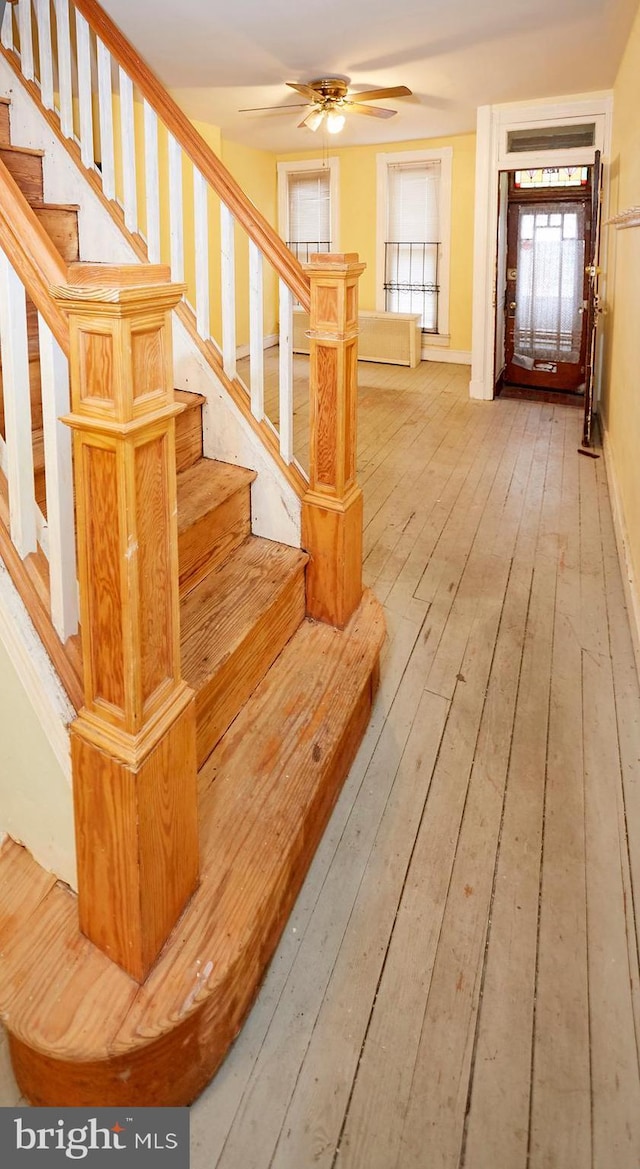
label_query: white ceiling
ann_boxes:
[101,0,637,152]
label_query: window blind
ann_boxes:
[386,160,441,243]
[287,169,331,246]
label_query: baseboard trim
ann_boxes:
[422,347,472,365]
[235,334,278,361]
[601,421,640,682]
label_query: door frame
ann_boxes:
[470,94,613,401]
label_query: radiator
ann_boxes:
[293,308,422,368]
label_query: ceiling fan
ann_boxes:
[240,78,412,134]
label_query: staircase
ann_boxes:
[0,5,384,1107]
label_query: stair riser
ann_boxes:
[194,569,306,767]
[33,207,79,263]
[179,486,251,597]
[175,401,204,473]
[0,102,9,146]
[0,147,44,202]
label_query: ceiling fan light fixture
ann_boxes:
[326,109,346,134]
[305,107,325,132]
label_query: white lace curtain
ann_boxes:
[514,203,585,365]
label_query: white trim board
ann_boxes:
[601,422,640,684]
[470,92,613,402]
[422,347,471,365]
[236,333,278,361]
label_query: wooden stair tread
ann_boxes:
[181,534,308,765]
[0,143,45,157]
[0,591,384,1102]
[180,534,306,690]
[174,388,206,409]
[29,201,80,212]
[176,457,255,537]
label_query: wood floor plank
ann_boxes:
[529,410,591,1169]
[462,407,563,1169]
[392,404,552,1169]
[268,690,450,1169]
[336,544,514,1169]
[578,447,640,1167]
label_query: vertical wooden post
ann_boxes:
[51,263,198,983]
[302,253,366,628]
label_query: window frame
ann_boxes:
[376,147,453,336]
[277,157,340,259]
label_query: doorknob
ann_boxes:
[509,302,517,310]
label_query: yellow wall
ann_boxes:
[276,133,476,352]
[601,0,640,589]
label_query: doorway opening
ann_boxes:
[494,166,592,406]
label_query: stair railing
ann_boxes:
[0,158,78,652]
[1,0,311,479]
[1,0,367,631]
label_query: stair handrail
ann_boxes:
[0,156,69,353]
[0,156,80,691]
[71,0,311,313]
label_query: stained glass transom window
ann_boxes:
[514,166,589,189]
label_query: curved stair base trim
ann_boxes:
[1,590,385,1107]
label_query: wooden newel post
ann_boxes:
[302,253,366,628]
[51,264,199,983]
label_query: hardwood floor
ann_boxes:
[3,356,640,1168]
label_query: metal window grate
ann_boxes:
[287,241,331,263]
[384,242,440,332]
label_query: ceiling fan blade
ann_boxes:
[349,85,412,102]
[286,81,324,101]
[239,102,310,112]
[348,102,397,119]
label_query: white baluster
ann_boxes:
[0,252,37,558]
[18,0,34,80]
[35,0,54,109]
[278,280,293,463]
[38,315,78,640]
[75,9,94,168]
[168,133,184,282]
[220,203,236,379]
[53,0,73,139]
[194,169,210,339]
[119,68,138,232]
[249,241,264,421]
[1,1,14,51]
[96,38,115,201]
[143,101,161,262]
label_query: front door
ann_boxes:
[504,183,591,395]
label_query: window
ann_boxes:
[277,159,339,262]
[377,149,452,335]
[506,123,596,153]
